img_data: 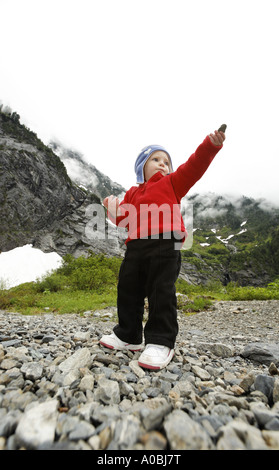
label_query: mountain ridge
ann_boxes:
[180,192,279,286]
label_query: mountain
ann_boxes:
[179,193,279,286]
[1,106,278,287]
[0,107,125,258]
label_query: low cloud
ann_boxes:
[197,207,227,219]
[63,157,98,189]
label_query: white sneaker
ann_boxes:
[138,344,174,370]
[99,332,143,351]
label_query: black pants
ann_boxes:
[113,235,181,349]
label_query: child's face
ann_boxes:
[144,151,171,182]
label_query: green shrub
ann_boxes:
[35,252,122,294]
[176,293,212,313]
[35,273,69,293]
[223,281,279,300]
[267,278,279,292]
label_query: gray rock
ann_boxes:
[254,374,275,405]
[251,404,278,428]
[21,362,44,381]
[265,417,279,431]
[262,430,279,448]
[119,380,134,396]
[107,415,141,450]
[217,420,268,450]
[15,399,59,449]
[79,374,94,392]
[58,348,92,373]
[164,409,214,450]
[241,343,279,366]
[197,342,235,358]
[196,414,224,437]
[0,339,22,348]
[68,420,96,441]
[273,377,279,403]
[94,377,120,405]
[141,403,172,431]
[191,365,211,381]
[129,360,146,378]
[239,371,255,392]
[41,335,56,344]
[172,380,194,398]
[211,392,249,410]
[0,410,22,438]
[1,358,20,369]
[92,404,121,424]
[2,390,38,411]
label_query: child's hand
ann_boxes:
[208,130,226,147]
[103,195,121,218]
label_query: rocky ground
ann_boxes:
[1,300,279,451]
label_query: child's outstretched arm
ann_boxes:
[171,128,226,200]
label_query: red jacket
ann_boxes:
[110,136,223,244]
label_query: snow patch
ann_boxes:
[216,234,235,244]
[236,229,247,235]
[0,245,62,289]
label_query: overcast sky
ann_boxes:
[1,0,279,205]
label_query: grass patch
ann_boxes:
[0,283,117,315]
[177,277,279,300]
[221,280,279,301]
[176,293,213,314]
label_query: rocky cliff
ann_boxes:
[0,109,125,258]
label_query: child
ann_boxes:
[100,129,225,370]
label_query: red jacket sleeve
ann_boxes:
[170,136,223,201]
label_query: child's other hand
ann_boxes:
[208,130,226,147]
[102,196,110,209]
[103,195,120,218]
